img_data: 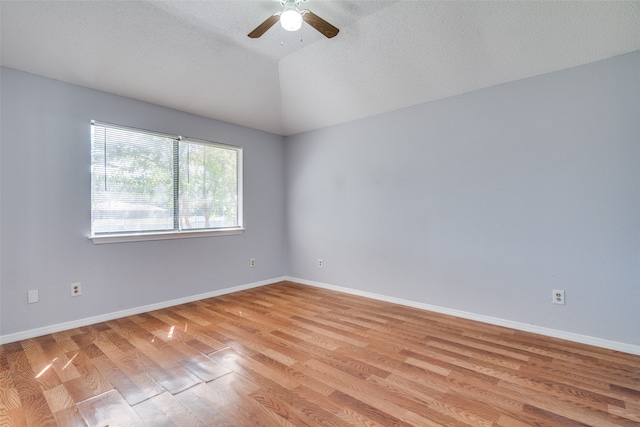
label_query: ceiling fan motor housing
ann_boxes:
[280,0,303,32]
[248,0,339,39]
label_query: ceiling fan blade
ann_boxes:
[302,11,339,38]
[248,14,280,38]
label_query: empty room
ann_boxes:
[1,1,639,426]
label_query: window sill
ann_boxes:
[90,228,245,244]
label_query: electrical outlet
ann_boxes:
[71,283,82,297]
[250,258,256,268]
[553,289,565,305]
[318,258,323,268]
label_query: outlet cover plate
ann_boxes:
[28,289,39,304]
[72,283,82,297]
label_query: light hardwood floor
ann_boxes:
[1,281,639,426]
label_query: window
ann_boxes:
[90,121,243,243]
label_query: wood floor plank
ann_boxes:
[131,391,205,427]
[51,406,88,427]
[207,373,290,426]
[5,349,57,427]
[90,330,165,405]
[20,340,62,393]
[103,321,202,394]
[90,353,161,406]
[497,378,639,427]
[1,281,639,426]
[0,365,22,413]
[41,384,75,414]
[208,347,305,391]
[171,383,227,425]
[76,389,144,427]
[0,345,26,426]
[0,407,28,427]
[39,344,82,385]
[141,326,231,383]
[292,384,382,427]
[299,358,451,426]
[61,347,113,404]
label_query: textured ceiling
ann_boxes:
[1,1,639,136]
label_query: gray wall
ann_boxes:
[285,51,640,346]
[2,52,639,348]
[0,67,286,336]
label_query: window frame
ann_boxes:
[89,121,244,244]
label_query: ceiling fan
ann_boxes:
[248,0,339,39]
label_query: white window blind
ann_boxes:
[91,121,242,239]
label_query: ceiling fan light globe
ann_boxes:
[280,9,302,31]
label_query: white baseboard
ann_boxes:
[5,276,639,356]
[285,276,640,356]
[0,277,286,345]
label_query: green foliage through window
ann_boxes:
[91,122,242,235]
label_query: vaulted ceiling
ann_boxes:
[2,1,640,136]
